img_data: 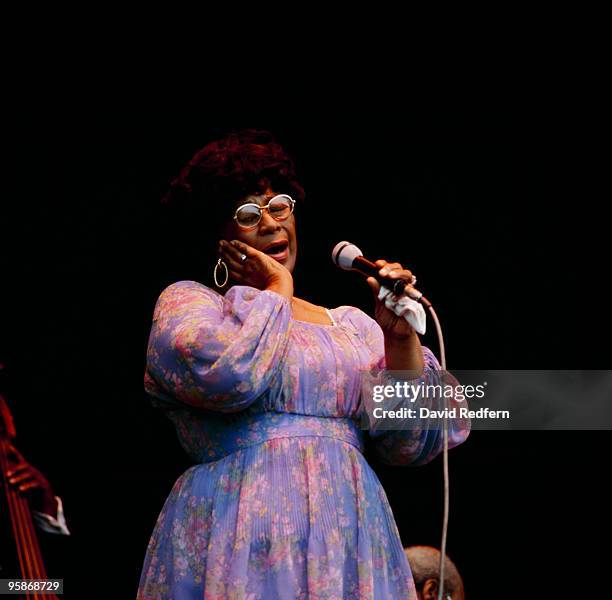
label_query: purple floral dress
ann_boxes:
[137,281,469,599]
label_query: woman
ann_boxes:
[138,129,469,599]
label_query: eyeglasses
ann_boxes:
[233,194,295,229]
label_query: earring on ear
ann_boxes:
[213,258,229,289]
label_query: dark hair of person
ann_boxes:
[158,129,305,285]
[406,547,462,596]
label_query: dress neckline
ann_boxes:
[292,307,337,327]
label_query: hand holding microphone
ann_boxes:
[332,242,428,336]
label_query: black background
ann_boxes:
[0,112,607,599]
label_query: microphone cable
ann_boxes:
[427,304,450,600]
[399,293,450,600]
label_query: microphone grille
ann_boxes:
[332,241,363,270]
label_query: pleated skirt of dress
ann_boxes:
[137,436,417,600]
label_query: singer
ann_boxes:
[137,129,470,599]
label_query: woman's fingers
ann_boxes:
[366,276,381,296]
[218,242,245,271]
[379,262,401,276]
[376,260,413,282]
[218,239,262,272]
[223,253,246,272]
[229,239,253,255]
[218,239,256,261]
[387,268,414,281]
[218,240,240,262]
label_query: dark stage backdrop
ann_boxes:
[0,114,606,599]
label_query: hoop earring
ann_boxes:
[213,258,229,289]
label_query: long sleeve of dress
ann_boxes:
[358,313,471,466]
[144,281,292,413]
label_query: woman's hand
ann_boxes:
[367,259,424,372]
[218,239,294,299]
[366,259,417,341]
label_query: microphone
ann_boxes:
[332,241,430,306]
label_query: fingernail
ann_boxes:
[231,240,238,247]
[9,478,15,483]
[380,268,388,276]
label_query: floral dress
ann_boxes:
[137,281,469,599]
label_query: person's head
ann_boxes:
[405,546,465,600]
[162,129,304,285]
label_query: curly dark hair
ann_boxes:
[164,128,304,210]
[158,129,305,284]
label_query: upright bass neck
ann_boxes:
[0,394,60,600]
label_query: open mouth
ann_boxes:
[262,240,290,260]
